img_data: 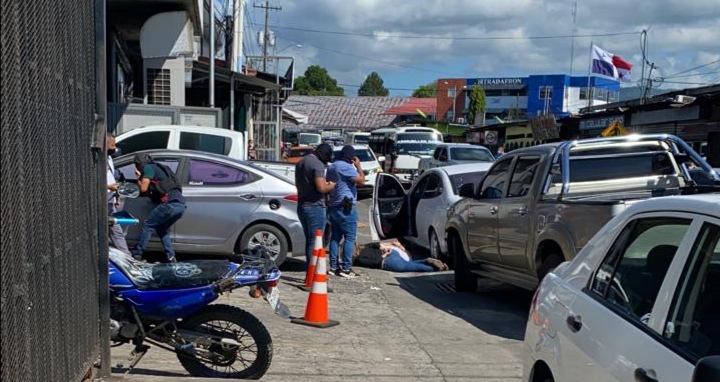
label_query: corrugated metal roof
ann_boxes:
[384,98,437,116]
[282,96,408,131]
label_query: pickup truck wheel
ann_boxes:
[451,235,477,292]
[238,224,288,267]
[537,254,563,281]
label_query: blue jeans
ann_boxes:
[381,250,434,272]
[297,204,327,265]
[133,201,185,260]
[328,205,358,271]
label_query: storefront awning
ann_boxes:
[282,108,308,124]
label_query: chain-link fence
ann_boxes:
[1,0,102,381]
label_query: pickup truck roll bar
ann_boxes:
[550,134,718,198]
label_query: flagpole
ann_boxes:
[586,41,593,109]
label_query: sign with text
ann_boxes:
[579,115,625,131]
[530,114,559,140]
[468,78,527,87]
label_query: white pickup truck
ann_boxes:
[418,143,495,174]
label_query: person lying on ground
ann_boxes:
[353,240,448,272]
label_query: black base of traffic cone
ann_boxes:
[290,317,340,328]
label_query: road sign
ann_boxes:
[484,130,498,145]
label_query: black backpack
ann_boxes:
[151,163,182,195]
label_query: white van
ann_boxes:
[344,131,370,145]
[116,125,246,160]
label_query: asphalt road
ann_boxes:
[111,199,532,381]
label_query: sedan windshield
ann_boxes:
[450,147,495,162]
[395,143,438,156]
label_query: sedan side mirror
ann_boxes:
[458,183,475,198]
[377,156,386,163]
[693,356,720,382]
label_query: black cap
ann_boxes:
[315,143,333,164]
[339,145,356,162]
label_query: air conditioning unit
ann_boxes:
[456,117,465,124]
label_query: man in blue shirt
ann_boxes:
[326,145,365,278]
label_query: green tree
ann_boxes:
[412,82,437,98]
[358,71,389,96]
[466,84,487,126]
[293,65,345,96]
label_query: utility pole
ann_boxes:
[254,1,281,72]
[569,1,577,75]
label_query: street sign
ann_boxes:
[485,130,498,145]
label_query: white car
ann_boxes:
[116,125,247,159]
[371,163,492,261]
[332,145,384,196]
[524,194,720,382]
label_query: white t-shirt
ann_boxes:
[107,156,116,203]
[394,247,411,262]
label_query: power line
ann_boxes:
[665,59,720,78]
[664,70,720,80]
[282,37,469,77]
[253,1,282,71]
[251,23,640,41]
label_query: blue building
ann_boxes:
[437,75,620,125]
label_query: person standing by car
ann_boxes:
[295,143,336,269]
[107,134,130,254]
[131,153,186,263]
[326,145,365,278]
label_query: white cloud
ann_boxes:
[264,0,720,91]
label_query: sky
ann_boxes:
[244,0,720,96]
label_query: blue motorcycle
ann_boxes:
[109,184,289,379]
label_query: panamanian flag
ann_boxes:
[592,45,633,82]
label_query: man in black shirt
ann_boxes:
[295,143,336,267]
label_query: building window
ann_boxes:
[580,87,589,100]
[146,68,171,105]
[446,110,455,122]
[539,86,553,100]
[447,88,456,98]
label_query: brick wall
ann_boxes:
[436,78,466,123]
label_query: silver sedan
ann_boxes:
[370,163,492,263]
[114,150,304,266]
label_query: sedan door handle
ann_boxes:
[514,206,528,216]
[490,206,498,215]
[634,368,658,382]
[566,315,582,333]
[239,194,257,200]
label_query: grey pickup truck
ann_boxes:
[445,134,719,291]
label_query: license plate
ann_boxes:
[266,287,280,310]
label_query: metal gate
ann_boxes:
[1,0,102,381]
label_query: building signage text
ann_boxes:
[471,78,526,86]
[579,115,625,130]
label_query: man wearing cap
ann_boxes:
[295,143,336,269]
[326,145,365,278]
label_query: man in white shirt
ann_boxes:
[107,134,130,254]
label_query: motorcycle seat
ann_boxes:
[110,250,230,290]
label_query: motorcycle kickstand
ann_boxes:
[125,344,150,375]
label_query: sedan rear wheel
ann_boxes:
[239,224,288,266]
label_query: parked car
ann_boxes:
[418,143,495,174]
[446,134,719,292]
[370,163,492,262]
[524,194,720,382]
[114,150,304,266]
[116,125,246,160]
[332,144,385,197]
[285,146,315,164]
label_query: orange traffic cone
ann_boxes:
[304,229,323,287]
[291,246,340,328]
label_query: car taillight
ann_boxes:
[284,194,298,202]
[264,279,279,287]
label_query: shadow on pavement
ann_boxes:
[112,367,188,378]
[393,272,533,341]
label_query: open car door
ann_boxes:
[371,173,408,240]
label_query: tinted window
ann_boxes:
[396,132,442,142]
[479,157,512,199]
[395,142,438,156]
[665,223,720,358]
[450,147,495,162]
[179,132,232,156]
[117,158,180,182]
[353,135,369,144]
[558,152,676,183]
[422,175,442,199]
[449,172,487,195]
[116,131,170,155]
[507,157,540,198]
[187,159,250,186]
[590,217,691,324]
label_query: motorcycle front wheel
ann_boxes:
[177,304,273,379]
